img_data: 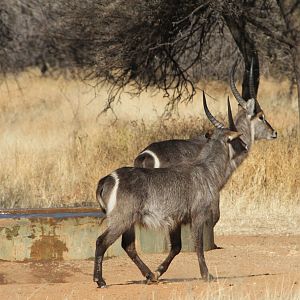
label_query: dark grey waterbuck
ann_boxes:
[134,62,277,244]
[93,94,248,288]
[134,61,276,170]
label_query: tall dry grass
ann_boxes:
[0,70,299,234]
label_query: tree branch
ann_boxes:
[245,15,295,48]
[172,1,211,26]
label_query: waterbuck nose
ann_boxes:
[272,131,277,139]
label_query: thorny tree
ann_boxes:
[57,0,299,117]
[0,0,299,118]
[61,0,263,112]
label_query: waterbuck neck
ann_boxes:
[195,138,230,189]
[234,109,253,148]
[222,109,252,184]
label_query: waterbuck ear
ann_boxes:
[238,104,244,112]
[205,129,213,139]
[246,98,256,116]
[225,130,242,142]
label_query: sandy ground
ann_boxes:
[0,235,299,300]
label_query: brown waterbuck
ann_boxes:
[93,94,248,288]
[134,61,277,171]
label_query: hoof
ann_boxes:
[154,270,161,281]
[145,272,159,285]
[213,243,223,250]
[146,278,159,285]
[99,284,107,289]
[96,280,107,288]
[204,273,215,282]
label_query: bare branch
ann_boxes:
[245,15,295,48]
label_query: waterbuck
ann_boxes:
[134,61,277,170]
[133,61,277,240]
[93,94,248,288]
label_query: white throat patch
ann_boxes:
[229,143,234,160]
[229,143,237,170]
[107,171,119,215]
[141,150,160,168]
[250,120,255,143]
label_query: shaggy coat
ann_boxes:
[93,125,248,288]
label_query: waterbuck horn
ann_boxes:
[249,58,256,99]
[230,61,247,109]
[227,96,237,131]
[249,58,262,113]
[203,91,225,129]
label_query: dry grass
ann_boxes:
[173,288,300,300]
[0,70,299,234]
[170,279,300,300]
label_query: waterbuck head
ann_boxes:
[230,60,277,141]
[203,91,248,160]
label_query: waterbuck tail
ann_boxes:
[96,171,120,216]
[96,176,109,214]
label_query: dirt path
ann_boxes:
[0,236,299,300]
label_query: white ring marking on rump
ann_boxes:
[107,171,119,214]
[141,150,160,168]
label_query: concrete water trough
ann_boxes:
[0,208,196,261]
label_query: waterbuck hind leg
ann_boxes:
[192,221,214,281]
[121,225,156,283]
[93,228,124,288]
[203,215,216,251]
[154,225,182,280]
[203,210,220,251]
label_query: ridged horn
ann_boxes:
[203,91,225,129]
[227,96,237,131]
[255,99,262,113]
[249,58,256,99]
[229,61,247,109]
[249,58,262,112]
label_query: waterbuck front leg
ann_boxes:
[211,196,220,227]
[210,196,221,249]
[121,225,156,283]
[203,211,216,250]
[93,227,124,288]
[154,225,182,280]
[192,221,214,281]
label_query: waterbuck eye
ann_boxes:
[259,115,265,121]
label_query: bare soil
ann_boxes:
[0,236,299,300]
